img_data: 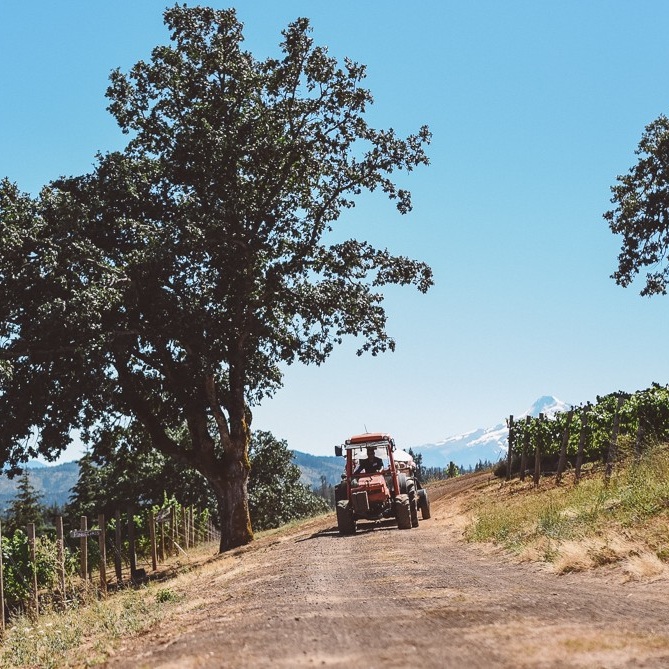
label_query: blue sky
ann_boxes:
[2,1,669,460]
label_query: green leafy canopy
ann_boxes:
[606,115,669,296]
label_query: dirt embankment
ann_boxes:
[104,473,669,668]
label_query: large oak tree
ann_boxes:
[0,6,432,550]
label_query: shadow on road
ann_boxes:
[296,518,401,542]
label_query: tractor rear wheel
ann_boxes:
[418,488,431,519]
[336,501,356,535]
[394,494,412,530]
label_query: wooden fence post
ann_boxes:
[0,521,5,631]
[127,506,138,581]
[159,517,165,563]
[605,396,625,483]
[506,415,514,481]
[149,511,158,572]
[575,410,589,483]
[183,507,189,550]
[170,506,177,555]
[635,407,645,460]
[556,409,573,484]
[56,515,66,600]
[27,523,39,618]
[114,509,123,585]
[98,514,107,596]
[171,506,177,556]
[80,516,88,581]
[533,413,544,486]
[520,415,531,481]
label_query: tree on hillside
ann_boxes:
[605,115,669,295]
[0,6,432,551]
[4,469,46,535]
[65,453,104,522]
[248,431,329,530]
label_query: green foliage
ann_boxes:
[248,431,330,531]
[1,530,76,614]
[311,474,335,508]
[407,447,425,481]
[155,588,182,604]
[65,453,104,522]
[473,459,494,472]
[420,465,452,481]
[605,114,669,296]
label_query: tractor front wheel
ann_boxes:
[395,494,412,530]
[336,501,356,535]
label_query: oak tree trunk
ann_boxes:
[215,438,253,552]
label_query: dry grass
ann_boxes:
[464,446,669,575]
[622,552,667,581]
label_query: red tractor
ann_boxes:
[334,432,431,534]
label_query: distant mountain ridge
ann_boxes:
[414,396,569,469]
[291,450,343,489]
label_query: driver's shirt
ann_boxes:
[356,457,383,473]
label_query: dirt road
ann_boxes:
[105,474,669,668]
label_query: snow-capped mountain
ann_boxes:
[519,395,569,421]
[414,395,569,469]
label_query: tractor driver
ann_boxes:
[354,447,383,474]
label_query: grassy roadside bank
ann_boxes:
[464,445,669,577]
